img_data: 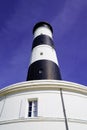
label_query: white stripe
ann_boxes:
[30,45,59,66]
[33,27,52,39]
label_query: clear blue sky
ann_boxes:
[0,0,87,89]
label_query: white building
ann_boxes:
[0,22,87,130]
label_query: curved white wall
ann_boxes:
[63,91,87,120]
[0,91,63,121]
[0,80,87,130]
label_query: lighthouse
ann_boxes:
[27,22,61,80]
[0,22,87,130]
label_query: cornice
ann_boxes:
[0,80,87,96]
[0,117,87,125]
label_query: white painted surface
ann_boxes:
[0,91,64,121]
[30,45,58,65]
[0,119,87,130]
[0,98,5,117]
[37,92,63,117]
[0,96,21,121]
[19,98,28,118]
[0,120,66,130]
[63,91,87,120]
[0,80,87,129]
[68,122,87,130]
[34,27,52,38]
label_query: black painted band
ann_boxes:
[27,60,61,81]
[32,35,54,49]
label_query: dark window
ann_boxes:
[28,100,37,117]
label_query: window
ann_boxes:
[38,69,43,74]
[40,52,43,55]
[28,100,38,117]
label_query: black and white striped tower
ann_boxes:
[27,22,61,80]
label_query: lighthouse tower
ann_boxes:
[0,22,87,130]
[27,22,61,80]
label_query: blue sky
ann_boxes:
[0,0,87,89]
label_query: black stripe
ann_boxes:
[33,21,53,34]
[27,60,61,81]
[32,35,54,49]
